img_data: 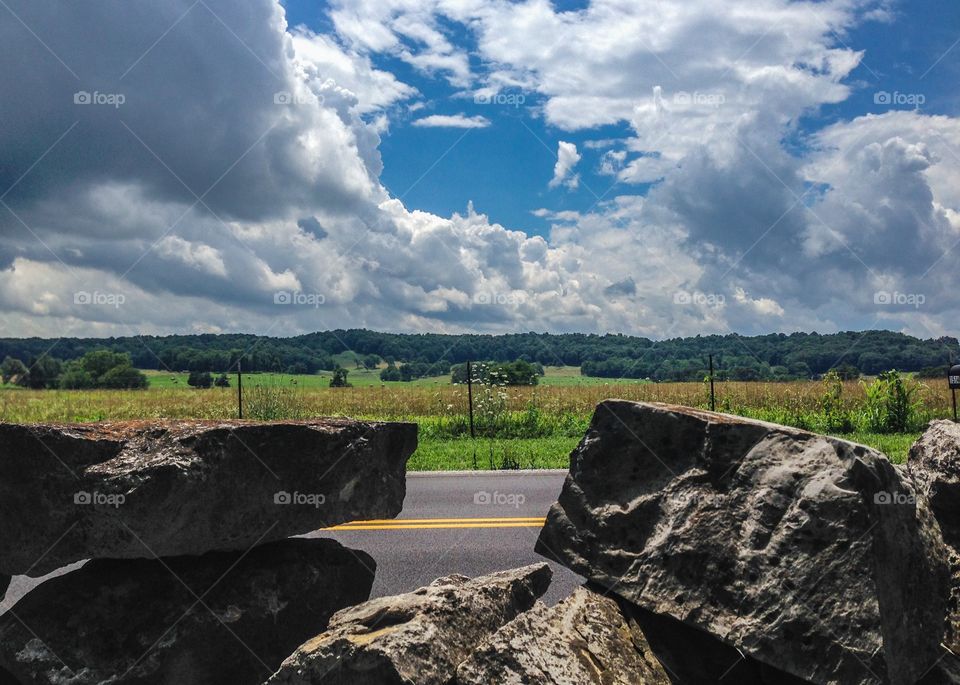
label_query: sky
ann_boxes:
[0,0,958,341]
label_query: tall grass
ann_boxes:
[0,376,941,464]
[0,378,947,429]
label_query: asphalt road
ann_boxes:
[314,470,583,606]
[2,470,583,612]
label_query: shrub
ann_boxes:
[187,371,213,389]
[861,370,923,433]
[329,367,351,388]
[819,370,854,432]
[100,365,149,389]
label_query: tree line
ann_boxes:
[0,329,955,383]
[1,351,147,389]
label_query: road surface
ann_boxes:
[2,470,583,611]
[315,470,583,605]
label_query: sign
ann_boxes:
[950,365,960,389]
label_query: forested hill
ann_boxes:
[1,330,956,382]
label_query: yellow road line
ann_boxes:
[327,517,546,531]
[342,517,544,524]
[328,522,545,530]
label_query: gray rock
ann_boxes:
[0,538,375,685]
[0,419,416,576]
[627,599,812,684]
[909,419,960,548]
[266,563,552,685]
[536,400,950,685]
[909,420,960,655]
[455,585,671,685]
[918,652,960,684]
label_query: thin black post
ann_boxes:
[950,364,960,422]
[709,354,716,412]
[467,360,475,439]
[237,358,243,419]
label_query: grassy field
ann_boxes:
[140,365,648,389]
[0,373,945,468]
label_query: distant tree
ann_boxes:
[81,350,130,380]
[60,350,146,389]
[214,373,231,387]
[363,354,380,370]
[329,367,351,388]
[1,356,28,385]
[730,366,761,382]
[19,356,62,389]
[59,361,95,389]
[379,363,401,382]
[917,365,948,379]
[187,370,213,388]
[100,365,149,389]
[832,363,860,380]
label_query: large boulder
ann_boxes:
[266,563,552,685]
[536,400,950,685]
[454,585,671,685]
[626,601,812,685]
[909,420,960,655]
[910,419,960,547]
[0,538,375,685]
[0,419,416,576]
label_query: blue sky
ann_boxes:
[281,0,959,235]
[0,0,958,339]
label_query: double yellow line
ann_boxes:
[328,517,546,531]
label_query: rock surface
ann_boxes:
[909,420,960,655]
[910,419,960,547]
[0,538,375,685]
[627,600,812,684]
[0,419,416,576]
[536,400,950,685]
[454,585,671,685]
[266,563,552,685]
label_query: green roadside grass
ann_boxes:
[838,432,919,464]
[408,436,580,471]
[407,430,919,471]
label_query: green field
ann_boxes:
[1,371,942,469]
[141,365,650,390]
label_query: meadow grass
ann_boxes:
[0,376,944,466]
[141,365,648,389]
